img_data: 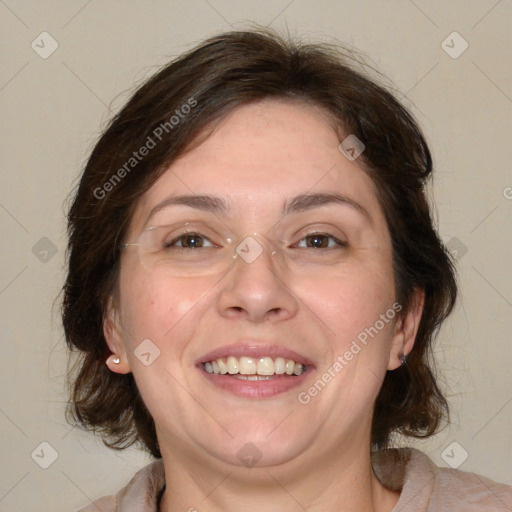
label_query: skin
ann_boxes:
[104,99,424,512]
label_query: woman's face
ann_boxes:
[106,100,417,469]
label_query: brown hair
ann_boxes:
[63,29,457,458]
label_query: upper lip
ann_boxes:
[197,342,315,367]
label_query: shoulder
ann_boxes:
[372,447,512,511]
[74,459,165,512]
[429,456,512,511]
[75,494,115,511]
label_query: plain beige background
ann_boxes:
[0,1,510,510]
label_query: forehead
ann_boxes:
[130,100,383,231]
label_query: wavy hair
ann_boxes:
[63,29,457,458]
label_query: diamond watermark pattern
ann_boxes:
[236,236,263,264]
[441,32,468,59]
[236,442,262,467]
[339,134,365,161]
[31,441,59,469]
[446,236,468,261]
[134,338,161,366]
[32,237,58,263]
[31,32,59,59]
[441,441,469,469]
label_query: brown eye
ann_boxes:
[165,233,213,249]
[296,233,346,249]
[306,234,329,248]
[181,234,204,248]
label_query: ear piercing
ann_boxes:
[111,356,120,365]
[399,352,408,366]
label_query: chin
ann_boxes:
[199,420,309,469]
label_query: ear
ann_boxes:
[103,296,132,374]
[387,289,425,370]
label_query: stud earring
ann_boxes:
[399,352,408,366]
[112,356,120,364]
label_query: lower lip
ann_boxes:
[200,368,311,398]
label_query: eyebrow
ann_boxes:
[146,192,370,224]
[283,192,370,219]
[146,194,228,224]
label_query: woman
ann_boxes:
[64,29,512,511]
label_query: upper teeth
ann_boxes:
[203,356,305,376]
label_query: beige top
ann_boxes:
[76,448,512,511]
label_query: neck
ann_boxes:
[158,438,399,512]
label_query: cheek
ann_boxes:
[297,254,396,350]
[118,272,173,342]
[117,273,205,403]
[118,269,219,347]
[306,261,394,313]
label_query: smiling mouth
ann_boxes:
[202,356,307,379]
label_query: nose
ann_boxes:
[216,235,299,323]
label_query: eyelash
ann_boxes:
[164,232,216,249]
[292,233,347,249]
[164,232,347,250]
